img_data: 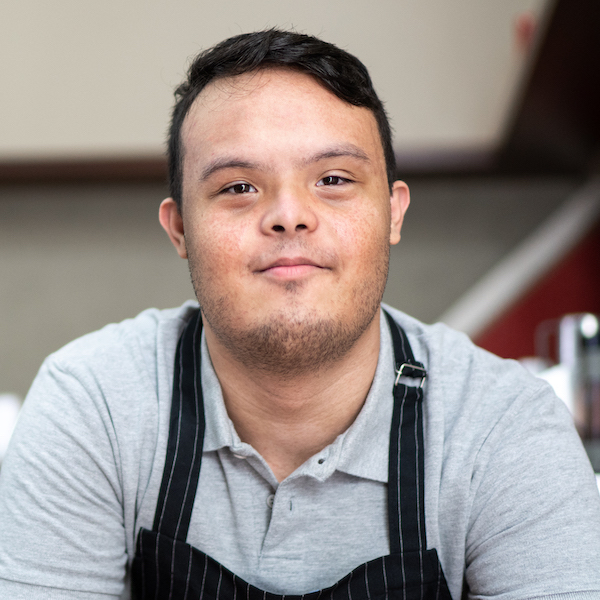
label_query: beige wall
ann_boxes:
[0,0,547,160]
[1,0,565,399]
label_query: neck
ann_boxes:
[204,312,381,482]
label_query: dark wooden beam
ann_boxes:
[497,0,600,175]
[0,156,167,184]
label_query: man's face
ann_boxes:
[161,68,408,375]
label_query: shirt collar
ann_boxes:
[201,332,243,453]
[200,309,396,483]
[334,312,394,483]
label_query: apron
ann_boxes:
[132,309,453,600]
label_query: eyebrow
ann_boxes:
[299,145,371,167]
[199,158,265,182]
[199,144,371,182]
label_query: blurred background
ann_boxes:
[1,0,599,450]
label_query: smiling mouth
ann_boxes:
[256,257,327,279]
[264,264,322,277]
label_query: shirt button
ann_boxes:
[266,494,275,508]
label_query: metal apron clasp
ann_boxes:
[395,362,427,388]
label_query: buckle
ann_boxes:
[395,362,427,388]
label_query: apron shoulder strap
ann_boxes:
[383,309,428,555]
[152,308,205,542]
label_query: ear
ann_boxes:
[159,198,188,259]
[389,180,410,245]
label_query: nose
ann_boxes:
[259,188,318,236]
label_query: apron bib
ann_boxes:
[132,309,452,599]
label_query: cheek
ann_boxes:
[187,215,248,280]
[333,207,389,270]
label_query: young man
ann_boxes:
[1,30,599,600]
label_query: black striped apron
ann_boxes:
[132,309,452,600]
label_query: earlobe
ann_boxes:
[159,198,188,259]
[389,181,410,245]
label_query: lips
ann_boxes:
[255,256,328,279]
[262,257,322,270]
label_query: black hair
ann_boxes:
[168,29,396,209]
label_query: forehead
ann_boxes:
[180,68,385,171]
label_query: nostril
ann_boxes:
[272,225,285,232]
[295,224,307,231]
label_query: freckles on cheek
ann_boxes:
[339,227,389,285]
[333,213,379,259]
[197,219,248,275]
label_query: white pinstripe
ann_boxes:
[164,333,186,600]
[382,558,388,599]
[397,386,408,591]
[173,316,203,541]
[347,568,354,600]
[182,545,193,600]
[157,331,186,532]
[216,563,223,599]
[415,391,424,600]
[154,527,162,600]
[166,317,202,600]
[168,542,176,600]
[394,314,431,600]
[154,330,186,600]
[199,553,208,598]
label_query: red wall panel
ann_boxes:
[474,219,600,359]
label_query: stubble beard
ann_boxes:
[188,246,390,379]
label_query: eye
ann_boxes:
[317,175,350,186]
[222,182,257,194]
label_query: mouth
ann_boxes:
[256,257,327,279]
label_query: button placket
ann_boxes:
[266,491,295,512]
[259,480,300,554]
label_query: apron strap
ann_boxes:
[384,310,428,556]
[152,309,205,542]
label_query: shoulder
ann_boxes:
[382,303,558,427]
[49,300,200,361]
[381,303,581,486]
[44,301,199,384]
[19,301,202,463]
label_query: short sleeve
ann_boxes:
[0,357,127,598]
[465,385,600,598]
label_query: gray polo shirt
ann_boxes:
[192,309,395,593]
[0,302,599,600]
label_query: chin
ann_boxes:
[200,294,381,378]
[191,251,388,377]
